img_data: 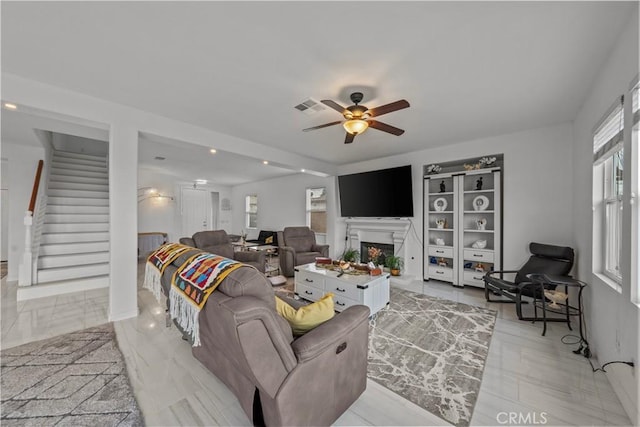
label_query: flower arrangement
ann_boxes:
[426,164,442,174]
[367,246,383,264]
[479,156,497,167]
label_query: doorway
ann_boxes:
[182,188,209,237]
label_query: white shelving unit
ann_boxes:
[423,166,502,288]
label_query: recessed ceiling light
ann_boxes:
[210,149,217,154]
[301,169,306,172]
[4,103,17,110]
[196,179,207,185]
[263,160,269,165]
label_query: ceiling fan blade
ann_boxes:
[302,121,342,132]
[321,99,347,114]
[367,120,405,136]
[366,99,410,117]
[344,132,355,144]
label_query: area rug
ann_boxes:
[368,288,497,427]
[1,323,144,426]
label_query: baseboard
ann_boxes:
[17,276,109,301]
[606,364,639,425]
[390,274,416,286]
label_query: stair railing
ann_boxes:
[18,160,44,286]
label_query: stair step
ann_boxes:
[52,155,107,168]
[44,213,109,224]
[48,181,109,192]
[40,241,110,256]
[38,251,110,269]
[46,205,109,214]
[41,231,109,244]
[48,189,109,199]
[53,151,107,162]
[50,174,108,185]
[37,263,110,283]
[43,222,109,233]
[50,168,108,179]
[51,161,107,173]
[19,275,109,300]
[47,196,109,206]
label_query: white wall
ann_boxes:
[571,9,639,423]
[231,173,338,255]
[336,122,575,279]
[1,141,45,281]
[138,168,233,243]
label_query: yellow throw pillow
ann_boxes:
[275,293,335,336]
[265,235,274,244]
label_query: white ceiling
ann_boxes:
[1,1,635,181]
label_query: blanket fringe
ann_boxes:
[169,287,201,346]
[143,262,163,303]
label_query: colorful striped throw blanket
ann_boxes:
[143,243,193,302]
[170,252,243,346]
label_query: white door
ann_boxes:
[182,188,209,237]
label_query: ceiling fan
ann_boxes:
[303,92,410,144]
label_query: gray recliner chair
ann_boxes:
[278,226,329,277]
[179,230,266,272]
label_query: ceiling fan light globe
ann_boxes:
[343,119,369,135]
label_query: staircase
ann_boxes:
[35,150,110,288]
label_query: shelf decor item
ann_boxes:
[472,195,489,211]
[472,240,487,249]
[436,218,446,229]
[434,197,448,211]
[435,238,446,246]
[476,218,487,230]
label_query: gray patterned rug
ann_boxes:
[369,288,496,427]
[1,323,143,426]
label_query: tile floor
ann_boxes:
[1,268,632,426]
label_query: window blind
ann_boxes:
[593,96,624,164]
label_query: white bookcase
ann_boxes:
[423,164,502,288]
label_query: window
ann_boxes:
[593,97,624,287]
[245,194,257,229]
[306,187,326,234]
[632,80,639,304]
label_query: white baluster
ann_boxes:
[18,211,34,286]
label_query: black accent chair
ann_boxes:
[246,230,278,248]
[484,242,575,321]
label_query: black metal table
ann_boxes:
[527,274,587,338]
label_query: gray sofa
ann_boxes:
[277,226,330,277]
[158,249,370,426]
[179,230,266,272]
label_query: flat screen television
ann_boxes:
[338,165,414,217]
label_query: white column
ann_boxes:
[109,123,138,321]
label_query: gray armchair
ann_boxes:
[179,230,266,272]
[278,226,329,277]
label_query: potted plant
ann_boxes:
[385,255,404,276]
[342,248,360,263]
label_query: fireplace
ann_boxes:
[360,242,394,265]
[345,218,410,270]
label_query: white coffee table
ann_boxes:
[294,263,390,316]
